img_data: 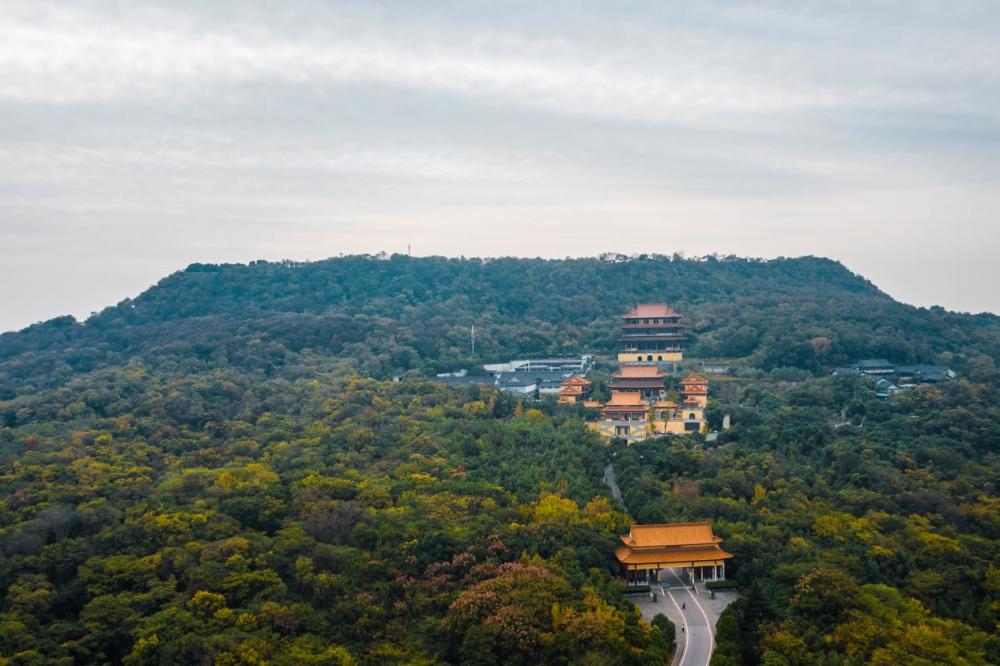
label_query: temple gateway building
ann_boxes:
[614,521,734,586]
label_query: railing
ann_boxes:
[622,322,684,329]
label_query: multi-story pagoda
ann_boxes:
[618,303,685,372]
[609,365,667,403]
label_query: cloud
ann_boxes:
[0,0,999,330]
[4,2,993,123]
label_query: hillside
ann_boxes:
[0,255,998,664]
[3,255,999,402]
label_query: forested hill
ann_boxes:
[2,254,1000,399]
[2,255,999,664]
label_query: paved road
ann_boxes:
[603,463,626,509]
[661,569,713,666]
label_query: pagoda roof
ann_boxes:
[561,374,592,387]
[615,365,667,379]
[619,521,720,548]
[614,544,734,567]
[605,391,646,406]
[653,400,677,408]
[681,372,708,384]
[855,359,895,369]
[624,303,679,318]
[559,385,585,395]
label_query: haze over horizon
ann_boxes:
[3,1,999,332]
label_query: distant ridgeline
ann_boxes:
[2,254,999,399]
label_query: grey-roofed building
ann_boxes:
[494,370,569,396]
[483,356,593,374]
[851,359,897,375]
[873,377,901,397]
[432,374,493,387]
[895,365,956,384]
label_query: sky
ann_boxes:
[2,1,999,332]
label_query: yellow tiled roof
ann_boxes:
[605,391,646,406]
[620,521,718,548]
[615,545,734,566]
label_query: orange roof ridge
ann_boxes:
[615,365,668,378]
[615,545,734,566]
[630,520,712,529]
[625,303,678,318]
[682,372,708,383]
[620,521,719,548]
[606,391,646,406]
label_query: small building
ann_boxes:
[650,372,709,435]
[615,521,734,587]
[557,374,593,404]
[873,376,900,398]
[679,372,708,415]
[700,359,737,374]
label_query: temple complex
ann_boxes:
[615,521,734,586]
[589,303,709,442]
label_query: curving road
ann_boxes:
[603,463,626,510]
[661,569,713,666]
[605,463,716,665]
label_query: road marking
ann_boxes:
[664,583,688,666]
[687,579,714,665]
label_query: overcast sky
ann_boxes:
[2,1,999,332]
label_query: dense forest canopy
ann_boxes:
[1,254,998,664]
[3,255,999,400]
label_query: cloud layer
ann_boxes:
[2,1,999,330]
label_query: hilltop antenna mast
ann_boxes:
[471,325,476,356]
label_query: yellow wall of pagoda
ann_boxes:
[683,395,708,408]
[617,351,683,363]
[680,407,705,420]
